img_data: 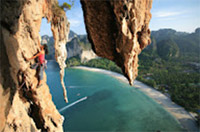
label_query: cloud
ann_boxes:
[154,11,182,18]
[68,19,82,27]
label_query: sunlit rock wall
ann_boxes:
[0,0,69,131]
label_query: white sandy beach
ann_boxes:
[73,66,199,132]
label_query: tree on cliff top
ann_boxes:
[53,1,74,17]
[60,2,74,11]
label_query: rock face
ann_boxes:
[0,0,152,131]
[51,2,70,103]
[80,50,97,62]
[41,31,97,62]
[66,35,97,62]
[81,0,153,85]
[67,37,83,58]
[68,30,78,41]
[0,0,69,131]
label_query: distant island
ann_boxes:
[42,28,200,126]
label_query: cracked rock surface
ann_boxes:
[81,0,152,85]
[0,0,69,131]
[0,0,152,131]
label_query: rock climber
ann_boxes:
[26,44,48,88]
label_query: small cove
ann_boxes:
[46,66,183,131]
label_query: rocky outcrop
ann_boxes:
[51,2,70,103]
[66,36,97,62]
[41,31,97,62]
[80,50,97,62]
[0,0,69,131]
[67,37,83,58]
[81,0,153,85]
[0,0,152,131]
[68,30,78,41]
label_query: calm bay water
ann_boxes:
[46,66,183,132]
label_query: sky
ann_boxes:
[39,0,200,36]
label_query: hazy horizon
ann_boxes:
[41,26,199,37]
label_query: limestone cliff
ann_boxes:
[41,32,97,62]
[81,0,152,85]
[80,50,97,62]
[66,36,97,62]
[0,0,69,131]
[0,0,152,131]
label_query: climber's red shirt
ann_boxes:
[38,53,45,64]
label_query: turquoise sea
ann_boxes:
[46,64,183,132]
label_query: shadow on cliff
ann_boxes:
[0,0,26,123]
[0,27,18,117]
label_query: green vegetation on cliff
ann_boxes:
[83,58,122,73]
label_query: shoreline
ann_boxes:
[72,66,198,131]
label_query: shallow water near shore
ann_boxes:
[46,67,183,131]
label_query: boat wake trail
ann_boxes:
[66,86,92,88]
[59,96,88,113]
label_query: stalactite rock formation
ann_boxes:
[81,0,152,85]
[0,0,69,131]
[0,0,152,131]
[51,5,70,103]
